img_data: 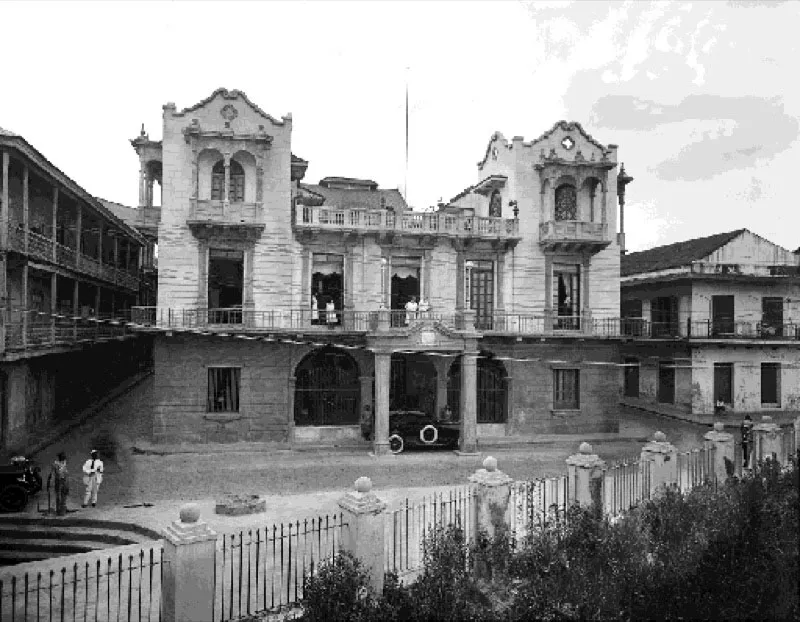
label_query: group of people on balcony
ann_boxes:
[403,296,431,325]
[311,294,338,325]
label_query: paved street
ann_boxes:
[20,373,731,533]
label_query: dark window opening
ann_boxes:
[477,354,507,423]
[624,358,640,398]
[713,363,733,405]
[711,295,735,336]
[553,369,580,410]
[761,363,779,405]
[311,254,344,325]
[658,362,675,404]
[651,296,679,337]
[390,353,436,414]
[390,258,420,327]
[469,260,494,330]
[208,248,244,323]
[489,190,502,217]
[554,184,577,221]
[207,367,240,412]
[622,298,645,336]
[553,264,580,330]
[761,297,784,336]
[211,160,245,202]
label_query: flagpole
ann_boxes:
[404,66,409,204]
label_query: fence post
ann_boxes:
[794,415,800,455]
[468,456,513,540]
[565,442,605,513]
[703,422,734,483]
[640,431,678,496]
[337,476,388,594]
[161,503,217,622]
[752,415,784,465]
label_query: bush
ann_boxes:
[300,552,378,622]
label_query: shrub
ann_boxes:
[300,551,378,622]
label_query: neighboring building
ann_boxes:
[133,88,632,451]
[0,127,152,452]
[620,229,800,417]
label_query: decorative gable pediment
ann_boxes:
[404,318,464,348]
[176,88,289,127]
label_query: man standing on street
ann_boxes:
[82,450,104,508]
[49,452,69,516]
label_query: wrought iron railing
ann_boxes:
[215,514,347,621]
[0,547,165,622]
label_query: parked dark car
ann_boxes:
[388,410,460,454]
[0,456,43,512]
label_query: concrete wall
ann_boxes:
[691,346,800,414]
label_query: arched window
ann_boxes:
[294,348,360,425]
[489,190,502,217]
[210,160,246,202]
[554,184,577,221]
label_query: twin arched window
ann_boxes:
[211,160,245,202]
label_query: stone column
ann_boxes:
[287,376,296,442]
[138,166,147,207]
[469,456,513,541]
[223,153,231,205]
[703,422,735,483]
[97,222,103,269]
[581,255,591,334]
[458,350,479,454]
[21,262,28,347]
[72,280,79,340]
[338,477,388,593]
[752,415,784,465]
[161,504,217,622]
[432,356,451,418]
[455,252,465,312]
[360,375,373,421]
[640,431,678,496]
[22,165,29,253]
[566,442,606,513]
[373,350,391,455]
[543,254,553,332]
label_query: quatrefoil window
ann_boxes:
[561,136,575,150]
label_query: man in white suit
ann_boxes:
[82,450,104,508]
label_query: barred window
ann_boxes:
[554,184,577,221]
[208,367,240,412]
[553,369,580,410]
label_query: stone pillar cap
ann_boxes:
[338,477,387,514]
[469,456,512,486]
[163,503,217,545]
[704,423,733,441]
[642,431,677,454]
[566,442,605,468]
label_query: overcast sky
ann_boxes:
[1,0,798,252]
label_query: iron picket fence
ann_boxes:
[676,446,716,493]
[603,459,652,518]
[509,475,570,543]
[384,486,477,579]
[0,547,164,622]
[214,513,347,622]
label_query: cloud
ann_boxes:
[589,94,798,180]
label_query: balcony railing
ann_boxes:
[5,224,141,292]
[189,200,262,224]
[539,220,609,248]
[129,307,800,341]
[2,311,131,352]
[294,206,520,240]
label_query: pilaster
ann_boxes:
[468,456,513,541]
[373,350,391,455]
[566,442,606,512]
[640,431,678,496]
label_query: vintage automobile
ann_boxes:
[0,456,43,512]
[388,410,460,454]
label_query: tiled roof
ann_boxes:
[300,183,407,211]
[621,229,746,277]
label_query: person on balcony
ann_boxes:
[311,294,319,324]
[405,296,418,325]
[326,299,337,326]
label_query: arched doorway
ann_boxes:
[390,353,436,415]
[447,352,508,423]
[295,348,360,425]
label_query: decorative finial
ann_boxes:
[653,431,667,442]
[579,442,593,454]
[483,456,498,472]
[139,123,146,138]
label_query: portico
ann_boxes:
[368,310,480,455]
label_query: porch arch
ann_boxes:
[294,347,360,425]
[447,351,508,423]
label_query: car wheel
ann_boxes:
[0,484,29,513]
[389,434,404,454]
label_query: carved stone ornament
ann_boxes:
[221,104,239,122]
[561,136,575,150]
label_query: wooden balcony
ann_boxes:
[293,206,521,246]
[539,220,610,253]
[6,225,141,292]
[2,311,132,356]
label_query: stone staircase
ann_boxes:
[0,517,161,567]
